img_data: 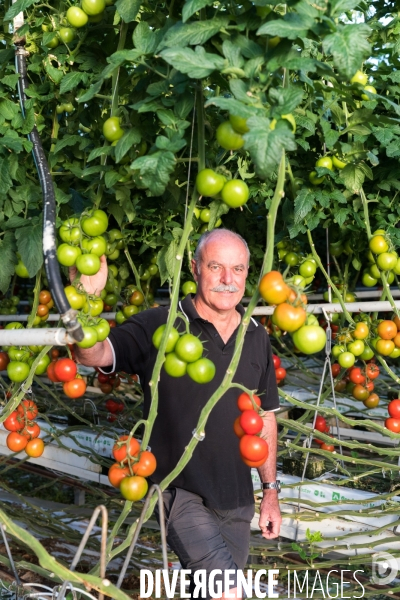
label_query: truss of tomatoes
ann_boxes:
[152,324,216,384]
[3,399,45,457]
[108,434,157,501]
[386,399,400,433]
[313,414,335,451]
[46,357,87,398]
[272,354,286,385]
[233,392,269,467]
[331,355,381,409]
[258,271,326,356]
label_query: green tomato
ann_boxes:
[8,347,30,362]
[182,281,197,296]
[284,252,299,267]
[362,272,378,287]
[103,117,124,142]
[66,6,88,27]
[76,326,99,348]
[81,236,107,256]
[361,85,377,101]
[32,354,51,375]
[315,156,333,171]
[59,218,80,244]
[76,253,101,276]
[116,310,127,325]
[11,296,20,306]
[200,209,210,223]
[387,271,395,284]
[64,285,85,310]
[108,229,123,243]
[108,264,118,278]
[221,180,249,208]
[164,352,187,377]
[360,345,374,360]
[377,252,397,271]
[347,340,365,356]
[7,361,30,382]
[229,114,249,134]
[338,351,355,368]
[82,0,106,15]
[63,102,74,113]
[292,325,326,355]
[83,296,104,317]
[270,113,296,133]
[187,357,216,384]
[82,209,108,236]
[299,260,317,278]
[216,121,244,151]
[107,248,120,261]
[174,334,203,363]
[5,322,24,330]
[393,258,400,275]
[369,235,388,255]
[332,344,345,358]
[59,28,75,44]
[15,260,29,278]
[291,275,306,288]
[332,155,347,169]
[152,325,180,353]
[196,169,226,197]
[309,171,324,185]
[351,70,368,86]
[123,304,139,318]
[148,264,158,276]
[93,318,110,342]
[46,35,59,48]
[57,243,82,267]
[105,292,118,306]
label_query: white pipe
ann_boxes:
[0,328,75,345]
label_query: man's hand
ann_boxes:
[259,490,282,540]
[69,254,108,296]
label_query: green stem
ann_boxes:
[124,248,150,309]
[111,22,128,117]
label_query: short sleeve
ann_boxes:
[100,308,167,378]
[257,329,280,412]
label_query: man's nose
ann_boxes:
[221,267,233,284]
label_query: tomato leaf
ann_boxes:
[0,231,17,293]
[87,146,114,162]
[159,46,224,78]
[115,128,141,163]
[60,71,87,94]
[130,151,176,196]
[2,130,26,153]
[339,164,366,193]
[158,239,178,284]
[15,221,43,278]
[269,87,303,115]
[182,0,214,22]
[243,116,296,178]
[335,207,350,227]
[205,97,260,119]
[208,200,230,230]
[4,0,38,20]
[0,99,19,120]
[322,24,371,80]
[159,17,229,50]
[52,135,83,154]
[115,0,141,22]
[133,22,163,55]
[294,188,315,223]
[329,0,362,16]
[257,13,315,40]
[320,119,340,148]
[0,158,13,194]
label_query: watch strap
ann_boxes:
[262,480,281,492]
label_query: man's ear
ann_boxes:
[191,259,199,281]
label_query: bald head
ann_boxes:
[193,229,250,270]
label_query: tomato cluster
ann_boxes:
[3,322,51,382]
[332,359,381,408]
[277,239,318,289]
[272,354,286,385]
[4,399,44,458]
[361,229,400,289]
[47,357,87,398]
[313,415,335,451]
[386,399,400,433]
[259,271,326,355]
[108,434,156,501]
[0,295,20,316]
[233,393,269,467]
[152,325,216,384]
[105,397,124,422]
[196,168,249,209]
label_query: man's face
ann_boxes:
[191,235,249,312]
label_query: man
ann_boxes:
[74,228,281,599]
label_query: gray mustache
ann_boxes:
[211,285,239,292]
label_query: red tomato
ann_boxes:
[239,410,263,435]
[63,378,86,398]
[365,381,374,392]
[25,438,45,457]
[239,435,269,462]
[241,455,268,467]
[233,416,245,438]
[3,411,25,432]
[98,372,110,384]
[17,399,38,420]
[348,367,366,385]
[21,422,40,439]
[272,354,281,369]
[366,364,380,380]
[385,417,400,433]
[112,435,140,463]
[237,392,262,412]
[331,363,341,378]
[46,361,60,382]
[7,431,28,452]
[315,416,327,433]
[108,463,130,488]
[275,367,286,381]
[388,399,400,419]
[132,451,157,477]
[377,320,397,340]
[321,443,335,452]
[54,358,77,382]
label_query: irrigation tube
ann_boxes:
[12,5,83,343]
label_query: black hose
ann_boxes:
[15,43,83,342]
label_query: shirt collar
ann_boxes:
[179,294,258,331]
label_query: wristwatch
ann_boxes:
[262,480,281,493]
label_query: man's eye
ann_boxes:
[235,267,243,273]
[210,265,221,271]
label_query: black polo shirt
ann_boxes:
[104,294,280,509]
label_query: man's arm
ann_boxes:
[257,411,282,540]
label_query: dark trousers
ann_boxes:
[155,487,254,599]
